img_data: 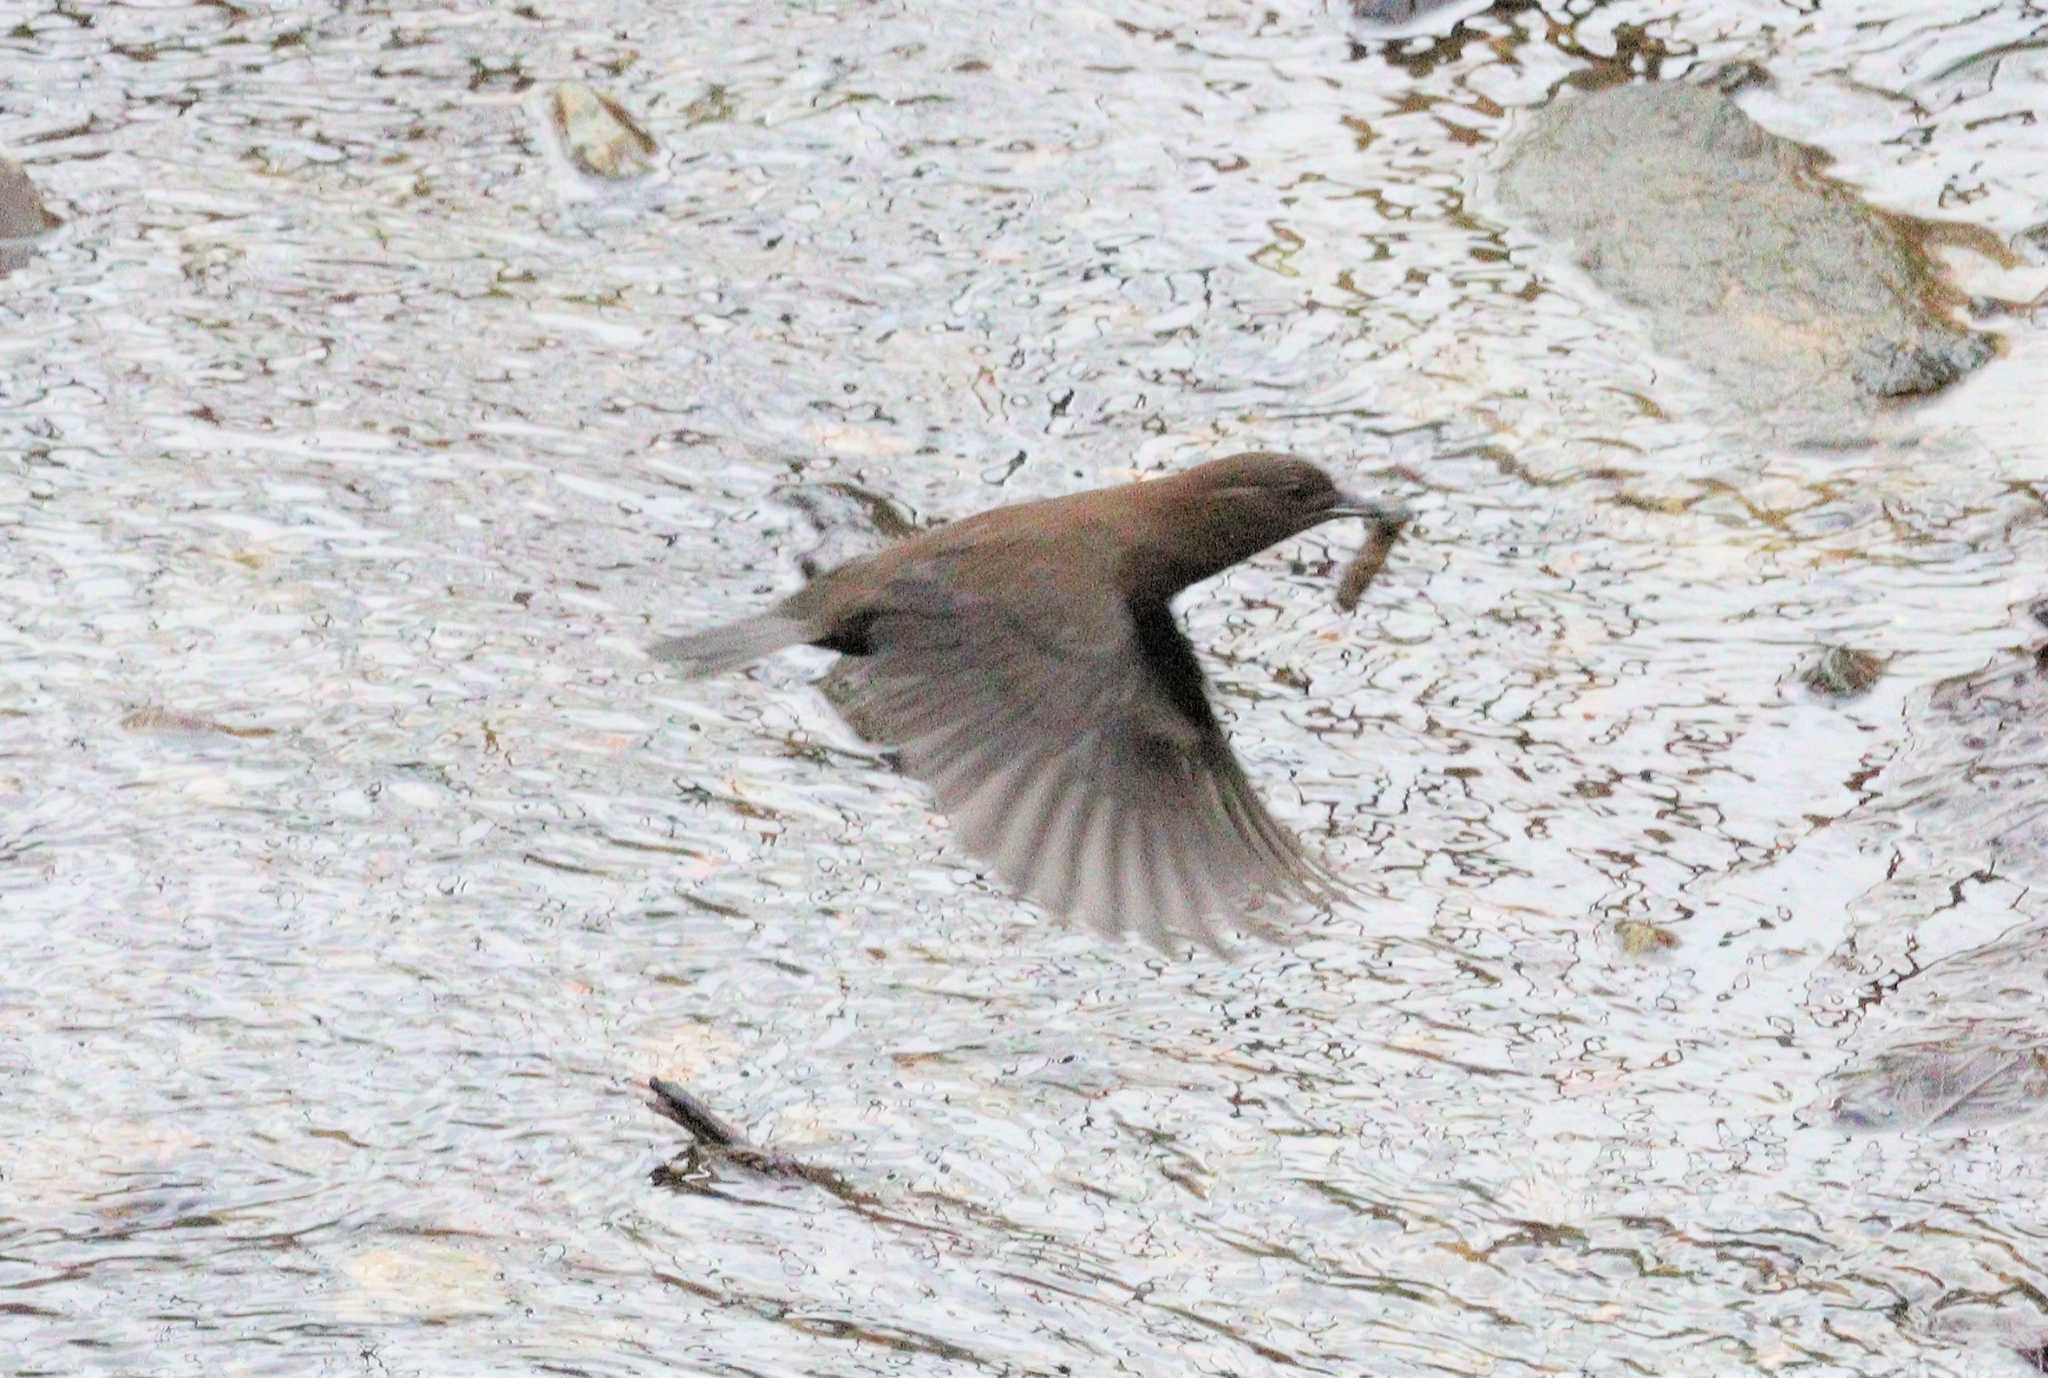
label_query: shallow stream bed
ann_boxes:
[3,2,2047,1374]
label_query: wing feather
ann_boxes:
[822,573,1340,950]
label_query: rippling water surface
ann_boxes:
[5,2,2047,1374]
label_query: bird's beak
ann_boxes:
[1327,491,1409,527]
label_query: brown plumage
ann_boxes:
[653,453,1401,951]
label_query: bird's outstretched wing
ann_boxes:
[823,573,1342,951]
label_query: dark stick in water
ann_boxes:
[647,1076,744,1148]
[646,1077,865,1196]
[1336,513,1409,612]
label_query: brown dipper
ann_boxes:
[653,453,1402,951]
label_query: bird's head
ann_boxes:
[1125,453,1405,600]
[1182,453,1401,539]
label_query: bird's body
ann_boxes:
[654,453,1398,951]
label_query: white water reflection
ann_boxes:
[3,1,2046,1375]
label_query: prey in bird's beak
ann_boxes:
[1331,494,1411,613]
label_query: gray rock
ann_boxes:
[1493,82,1996,423]
[1851,332,1996,398]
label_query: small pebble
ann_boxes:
[1804,646,1882,698]
[547,82,658,180]
[1616,920,1680,955]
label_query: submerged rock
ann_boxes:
[1334,0,1494,40]
[0,157,58,239]
[1493,82,1996,425]
[1880,639,2048,883]
[546,82,658,180]
[0,155,60,278]
[1823,917,2048,1134]
[1830,1042,2048,1134]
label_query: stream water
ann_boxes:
[4,2,2047,1374]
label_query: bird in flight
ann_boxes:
[653,452,1403,952]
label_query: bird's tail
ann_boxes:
[649,613,811,678]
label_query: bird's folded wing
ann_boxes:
[823,579,1341,951]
